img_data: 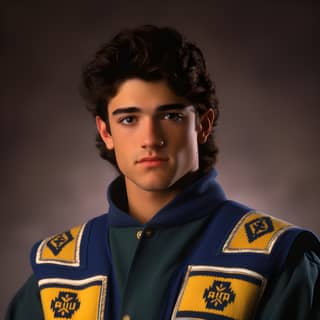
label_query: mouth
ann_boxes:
[136,157,169,167]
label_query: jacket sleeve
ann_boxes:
[5,275,44,320]
[257,248,320,320]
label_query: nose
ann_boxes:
[141,117,165,150]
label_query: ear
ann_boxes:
[96,116,114,150]
[197,109,214,144]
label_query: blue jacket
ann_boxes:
[30,171,319,320]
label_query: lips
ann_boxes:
[136,156,169,166]
[137,156,168,163]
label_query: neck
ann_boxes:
[125,172,200,224]
[126,187,178,224]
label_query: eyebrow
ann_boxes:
[111,103,189,116]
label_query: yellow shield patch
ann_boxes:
[223,211,293,254]
[39,275,107,320]
[36,224,86,266]
[172,265,266,320]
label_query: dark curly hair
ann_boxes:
[81,25,220,174]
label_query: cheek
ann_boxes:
[170,120,198,148]
[168,125,199,159]
[110,136,130,167]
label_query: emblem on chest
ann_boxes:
[172,265,266,320]
[51,291,81,318]
[203,280,236,311]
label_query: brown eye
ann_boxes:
[162,113,184,121]
[119,116,137,125]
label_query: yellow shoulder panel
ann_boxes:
[36,224,86,266]
[222,211,293,254]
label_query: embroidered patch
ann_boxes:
[39,276,107,320]
[172,265,266,320]
[222,211,293,254]
[51,291,80,318]
[203,280,235,311]
[245,217,274,243]
[47,232,74,256]
[36,224,86,266]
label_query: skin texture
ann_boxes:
[96,79,214,223]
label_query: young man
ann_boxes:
[6,25,320,320]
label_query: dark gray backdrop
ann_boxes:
[1,1,319,315]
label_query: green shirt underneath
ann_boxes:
[109,216,210,318]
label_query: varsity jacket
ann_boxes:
[30,170,319,320]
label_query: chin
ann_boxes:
[138,179,176,192]
[139,172,196,192]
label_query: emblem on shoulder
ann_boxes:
[245,216,274,243]
[35,224,86,266]
[51,291,80,318]
[223,211,293,254]
[203,280,235,311]
[47,231,74,255]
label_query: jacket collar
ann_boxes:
[107,169,226,228]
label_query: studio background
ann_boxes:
[1,1,319,316]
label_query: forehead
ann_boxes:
[108,78,189,112]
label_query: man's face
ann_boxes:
[96,78,206,193]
